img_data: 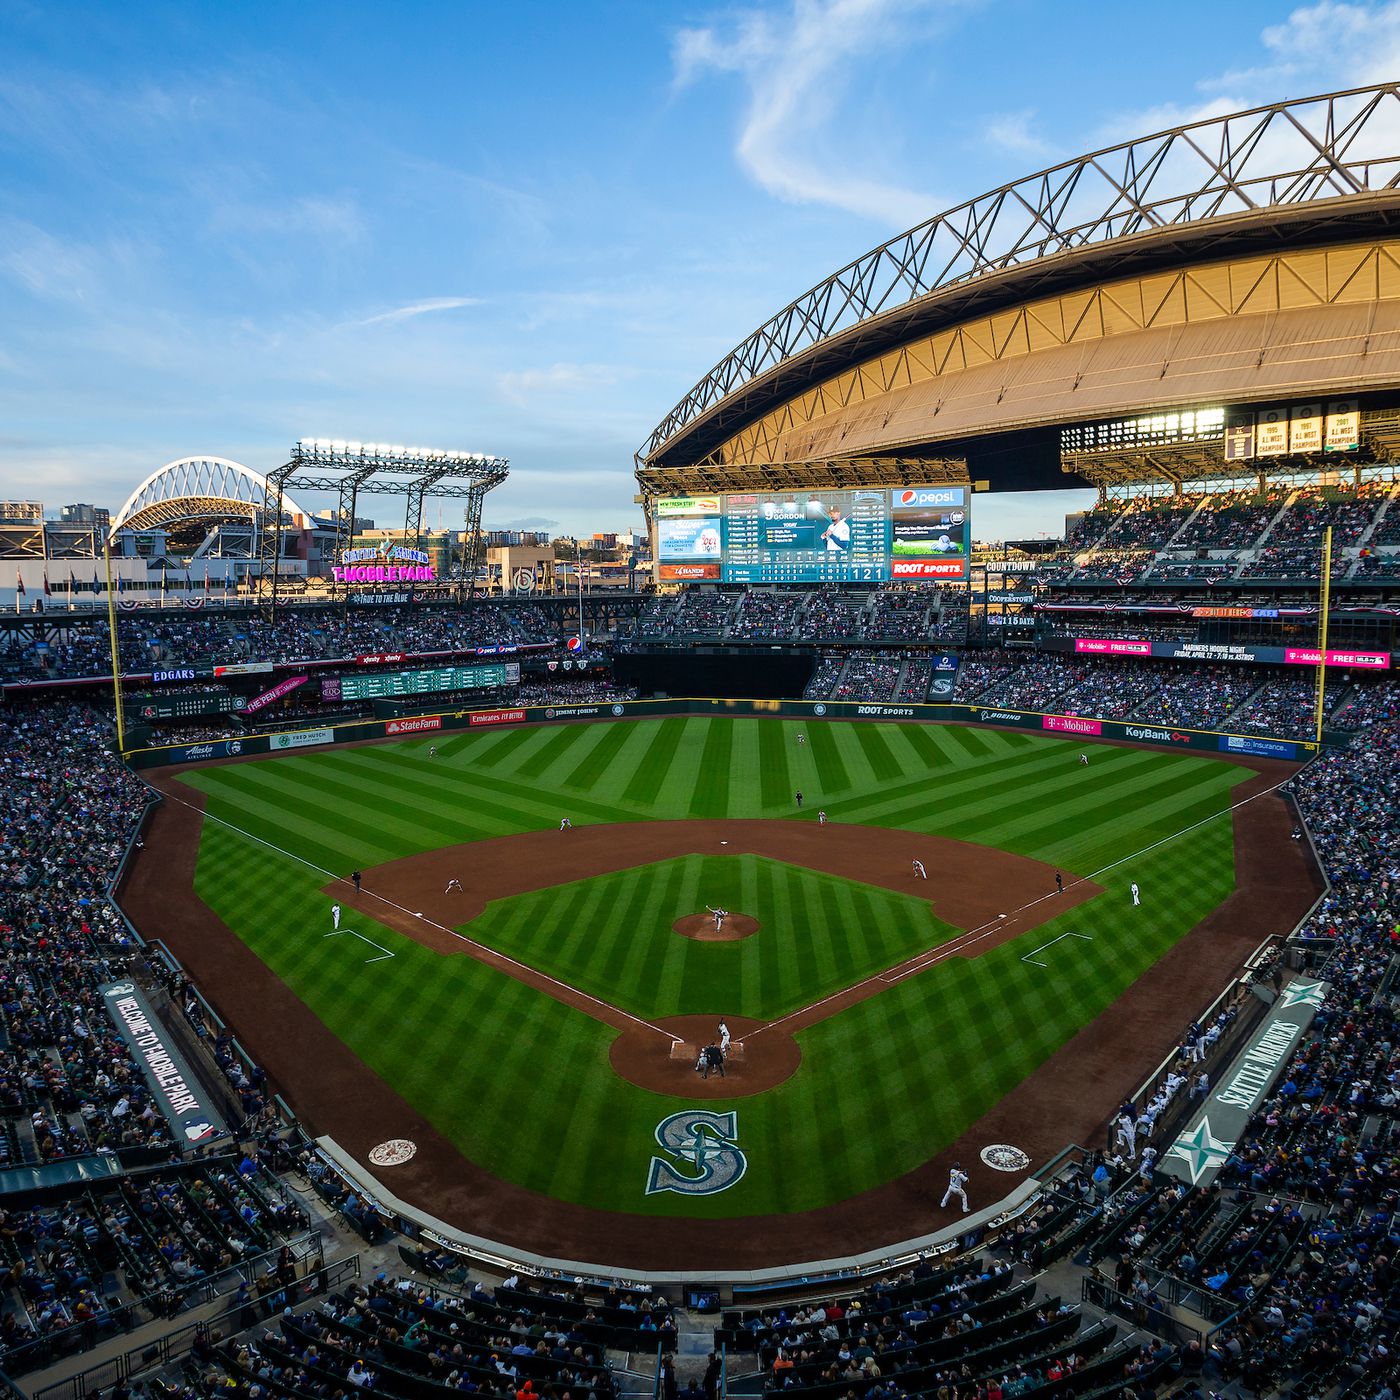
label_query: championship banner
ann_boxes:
[1325,399,1359,453]
[99,983,226,1146]
[1256,406,1289,456]
[1289,403,1323,454]
[1161,978,1327,1188]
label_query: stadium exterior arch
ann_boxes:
[110,456,312,537]
[637,83,1400,502]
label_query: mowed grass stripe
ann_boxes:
[689,718,734,815]
[185,716,1250,1218]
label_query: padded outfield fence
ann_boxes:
[123,695,1320,768]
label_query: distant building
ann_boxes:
[0,500,43,523]
[60,503,112,533]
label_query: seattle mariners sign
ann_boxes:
[645,1110,746,1196]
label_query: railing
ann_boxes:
[1081,1275,1201,1349]
[19,1249,358,1399]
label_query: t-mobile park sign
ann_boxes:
[332,543,435,584]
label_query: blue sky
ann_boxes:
[2,0,1398,540]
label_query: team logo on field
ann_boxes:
[645,1110,746,1196]
[980,1144,1030,1172]
[368,1139,418,1167]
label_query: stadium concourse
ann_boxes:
[0,595,1394,1396]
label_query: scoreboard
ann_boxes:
[136,692,239,720]
[326,661,519,703]
[656,486,969,584]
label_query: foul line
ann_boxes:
[741,766,1298,1045]
[325,928,396,964]
[1020,931,1092,969]
[153,785,682,1044]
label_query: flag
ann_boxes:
[203,563,210,593]
[15,569,23,596]
[92,568,100,594]
[42,571,50,597]
[117,573,125,593]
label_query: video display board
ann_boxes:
[327,661,519,703]
[656,486,969,583]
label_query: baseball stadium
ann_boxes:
[4,82,1400,1400]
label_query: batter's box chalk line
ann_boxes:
[324,927,396,964]
[1020,931,1092,968]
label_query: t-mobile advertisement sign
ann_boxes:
[1075,639,1151,657]
[1043,714,1102,735]
[242,674,308,714]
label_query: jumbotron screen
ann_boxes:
[655,486,969,583]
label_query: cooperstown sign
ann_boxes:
[645,1110,747,1196]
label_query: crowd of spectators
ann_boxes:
[831,651,904,702]
[0,604,561,684]
[731,592,809,640]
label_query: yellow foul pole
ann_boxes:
[1314,525,1333,749]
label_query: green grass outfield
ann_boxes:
[183,716,1247,1218]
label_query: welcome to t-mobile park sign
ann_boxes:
[332,543,436,584]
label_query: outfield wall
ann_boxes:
[125,697,1320,768]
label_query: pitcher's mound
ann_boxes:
[672,912,760,941]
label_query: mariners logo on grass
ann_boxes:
[645,1110,746,1196]
[368,1139,418,1167]
[980,1144,1030,1172]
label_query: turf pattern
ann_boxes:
[184,718,1244,1218]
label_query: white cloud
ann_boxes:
[351,297,483,328]
[496,362,627,406]
[982,110,1053,160]
[672,0,953,226]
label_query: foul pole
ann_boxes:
[1314,524,1333,748]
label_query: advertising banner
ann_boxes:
[386,715,443,735]
[1063,637,1392,669]
[1043,714,1102,735]
[1220,734,1298,759]
[470,708,527,727]
[1284,648,1390,669]
[242,674,308,714]
[99,982,226,1146]
[166,737,251,763]
[1162,978,1327,1187]
[268,727,334,750]
[1075,638,1151,657]
[213,662,274,678]
[928,653,959,699]
[151,668,200,684]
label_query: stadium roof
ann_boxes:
[639,83,1400,476]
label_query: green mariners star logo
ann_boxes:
[1167,1117,1235,1185]
[1277,979,1327,1010]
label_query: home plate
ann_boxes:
[671,1039,745,1065]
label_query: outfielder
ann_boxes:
[797,734,806,745]
[331,903,341,931]
[912,859,927,880]
[1131,882,1141,907]
[1079,753,1088,766]
[818,810,827,825]
[941,1163,969,1212]
[429,745,438,758]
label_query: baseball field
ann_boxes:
[125,715,1317,1267]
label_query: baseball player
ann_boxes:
[818,810,828,825]
[797,734,806,745]
[331,903,341,931]
[912,859,927,880]
[560,817,572,830]
[1131,882,1141,907]
[795,790,804,809]
[941,1163,969,1212]
[445,878,463,893]
[1055,872,1063,894]
[351,870,362,894]
[1079,753,1088,766]
[428,745,438,758]
[718,1020,731,1057]
[706,906,726,932]
[1115,1113,1136,1160]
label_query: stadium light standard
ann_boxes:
[103,534,127,756]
